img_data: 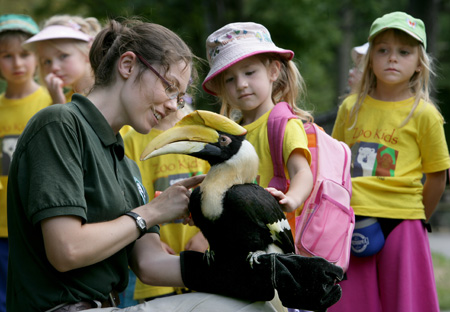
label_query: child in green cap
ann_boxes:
[0,13,52,312]
[330,11,448,312]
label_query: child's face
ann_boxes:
[371,30,421,90]
[36,39,90,87]
[0,37,37,85]
[222,55,279,114]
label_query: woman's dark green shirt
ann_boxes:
[7,94,159,311]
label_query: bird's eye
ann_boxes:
[219,135,232,146]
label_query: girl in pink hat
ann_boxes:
[330,11,449,312]
[24,15,101,105]
[203,23,317,311]
[203,22,313,227]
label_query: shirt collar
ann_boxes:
[71,94,125,160]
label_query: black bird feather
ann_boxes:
[189,182,295,264]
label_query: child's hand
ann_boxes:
[265,187,297,213]
[185,231,209,252]
[160,241,176,255]
[45,73,66,104]
[182,215,195,226]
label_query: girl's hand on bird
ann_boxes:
[265,187,297,213]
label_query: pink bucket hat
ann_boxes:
[23,24,92,49]
[202,22,294,95]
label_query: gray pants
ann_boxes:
[90,292,277,312]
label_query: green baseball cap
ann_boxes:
[368,11,426,49]
[0,14,39,35]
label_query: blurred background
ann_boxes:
[3,0,450,126]
[2,0,450,307]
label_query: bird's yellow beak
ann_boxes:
[140,110,246,161]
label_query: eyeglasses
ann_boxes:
[136,54,185,109]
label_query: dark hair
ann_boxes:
[0,30,32,45]
[89,18,196,87]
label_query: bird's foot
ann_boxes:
[247,250,266,269]
[203,249,215,266]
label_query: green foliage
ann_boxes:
[432,252,450,310]
[4,0,450,135]
[243,0,342,113]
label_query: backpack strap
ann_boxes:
[267,102,298,193]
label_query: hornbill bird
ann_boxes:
[140,110,295,266]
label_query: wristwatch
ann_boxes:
[125,211,147,239]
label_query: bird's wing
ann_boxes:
[229,183,294,252]
[215,183,294,257]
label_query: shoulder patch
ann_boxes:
[134,177,148,204]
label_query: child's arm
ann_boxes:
[266,149,313,213]
[161,240,176,255]
[184,231,209,252]
[423,170,447,222]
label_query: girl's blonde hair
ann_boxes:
[43,15,101,38]
[212,53,313,123]
[349,29,439,129]
[42,15,102,57]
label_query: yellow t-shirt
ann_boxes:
[242,107,311,188]
[63,89,74,103]
[0,87,52,237]
[124,128,210,300]
[332,94,450,219]
[119,125,134,137]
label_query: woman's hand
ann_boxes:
[138,175,205,227]
[41,175,204,273]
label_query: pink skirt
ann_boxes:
[328,219,439,312]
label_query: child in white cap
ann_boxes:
[23,14,101,105]
[330,11,449,312]
[0,13,52,312]
[348,42,369,93]
[203,22,313,232]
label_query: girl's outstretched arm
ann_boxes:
[266,149,313,213]
[423,170,447,222]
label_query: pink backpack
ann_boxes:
[267,102,354,272]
